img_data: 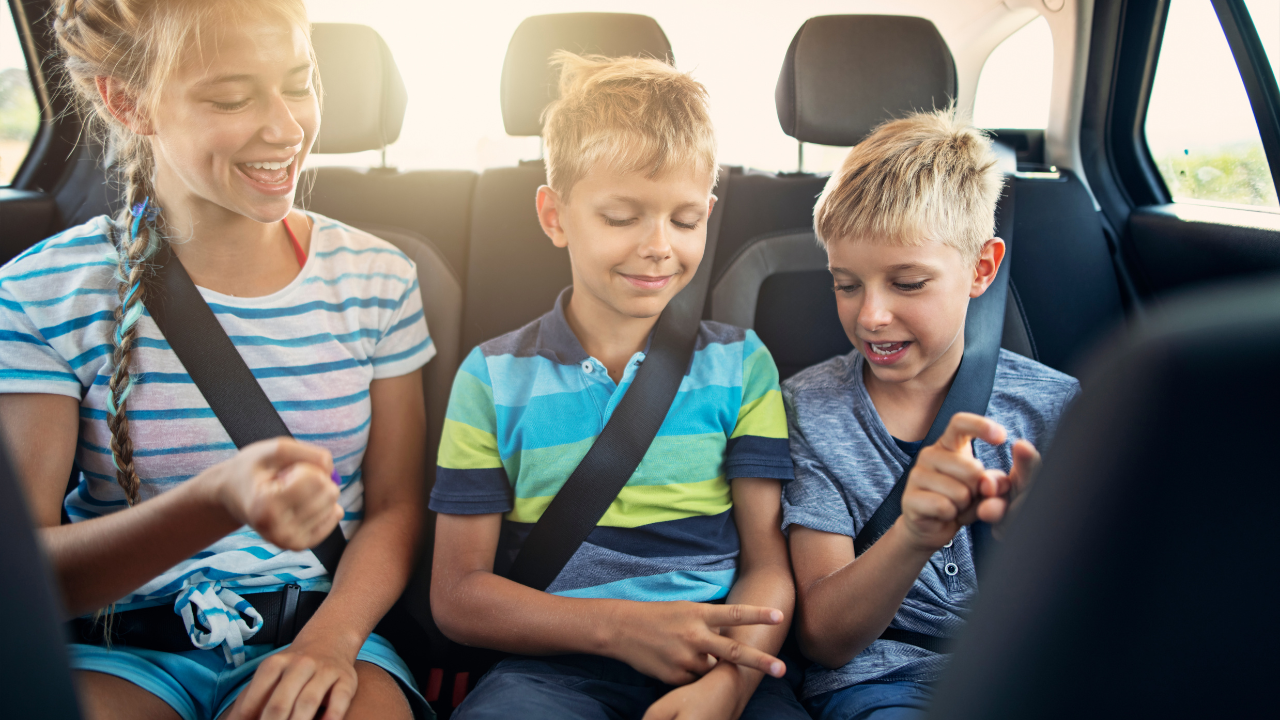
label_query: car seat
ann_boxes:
[926,276,1280,719]
[0,437,83,719]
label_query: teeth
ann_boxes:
[870,342,902,355]
[244,158,294,171]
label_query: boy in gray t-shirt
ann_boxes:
[781,110,1080,720]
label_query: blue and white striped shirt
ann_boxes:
[0,214,432,653]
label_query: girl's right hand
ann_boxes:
[206,438,343,551]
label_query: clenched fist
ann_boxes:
[205,437,343,551]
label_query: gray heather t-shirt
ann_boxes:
[781,349,1080,699]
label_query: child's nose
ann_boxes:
[260,93,306,149]
[638,221,673,259]
[858,290,894,330]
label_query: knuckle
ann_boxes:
[725,641,744,663]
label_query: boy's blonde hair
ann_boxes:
[542,51,717,200]
[813,108,1004,263]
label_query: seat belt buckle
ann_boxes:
[275,583,302,647]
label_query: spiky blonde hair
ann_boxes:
[542,51,717,199]
[813,108,1004,263]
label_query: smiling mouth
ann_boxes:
[863,340,912,365]
[620,273,675,291]
[237,156,296,186]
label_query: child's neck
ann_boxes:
[863,334,965,443]
[564,287,659,384]
[155,187,307,298]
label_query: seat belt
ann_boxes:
[506,167,734,592]
[857,179,1014,652]
[143,243,347,576]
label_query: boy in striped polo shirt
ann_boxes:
[429,53,807,720]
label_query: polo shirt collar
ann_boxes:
[535,287,656,366]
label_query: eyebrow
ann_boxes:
[197,63,312,87]
[884,263,937,273]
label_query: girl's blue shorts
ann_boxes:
[68,632,431,720]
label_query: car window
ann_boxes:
[1145,0,1278,210]
[0,2,39,186]
[973,15,1053,130]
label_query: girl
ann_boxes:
[0,2,431,719]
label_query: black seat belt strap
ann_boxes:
[143,243,346,576]
[506,167,734,592]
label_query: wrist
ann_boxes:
[293,619,364,662]
[699,663,754,712]
[889,516,944,559]
[189,464,241,530]
[591,600,631,658]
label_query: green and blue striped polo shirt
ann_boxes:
[430,289,793,601]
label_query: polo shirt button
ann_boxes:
[944,563,959,576]
[943,539,953,548]
[581,361,593,373]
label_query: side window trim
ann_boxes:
[1211,0,1280,198]
[6,0,50,190]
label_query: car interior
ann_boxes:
[2,0,1279,717]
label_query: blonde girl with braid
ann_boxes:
[0,2,432,719]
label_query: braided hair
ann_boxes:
[52,0,314,504]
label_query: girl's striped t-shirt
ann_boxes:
[0,213,433,611]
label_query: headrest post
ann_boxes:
[380,146,387,169]
[539,136,545,161]
[798,141,805,174]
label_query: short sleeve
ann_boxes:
[0,285,83,398]
[724,330,793,481]
[371,275,434,379]
[779,384,857,538]
[430,347,513,514]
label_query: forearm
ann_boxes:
[296,502,419,658]
[44,479,238,617]
[434,569,627,657]
[800,518,933,668]
[711,564,796,714]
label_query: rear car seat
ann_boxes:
[460,13,675,353]
[710,15,1126,378]
[304,24,465,479]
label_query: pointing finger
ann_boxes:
[703,604,784,628]
[935,413,1007,453]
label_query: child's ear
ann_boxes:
[969,238,1007,298]
[94,76,154,135]
[536,185,569,248]
[707,193,718,217]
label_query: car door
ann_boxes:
[1081,0,1280,300]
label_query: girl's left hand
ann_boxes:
[226,637,359,720]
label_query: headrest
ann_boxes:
[312,23,407,154]
[501,13,673,137]
[776,15,956,147]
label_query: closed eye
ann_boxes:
[212,99,250,111]
[833,283,861,294]
[603,216,636,227]
[672,219,699,230]
[894,281,928,291]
